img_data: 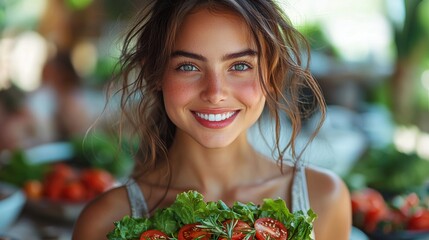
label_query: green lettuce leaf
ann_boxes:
[151,207,180,235]
[286,209,317,240]
[169,190,207,224]
[231,201,259,224]
[258,198,293,223]
[106,216,152,240]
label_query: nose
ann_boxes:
[200,71,226,104]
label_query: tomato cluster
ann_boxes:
[351,188,389,232]
[351,188,429,234]
[139,218,287,240]
[23,163,115,203]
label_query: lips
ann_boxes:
[192,110,239,128]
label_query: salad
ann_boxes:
[107,191,316,240]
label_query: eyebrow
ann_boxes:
[170,49,258,62]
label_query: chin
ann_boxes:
[194,135,240,149]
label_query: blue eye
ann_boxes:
[177,64,199,72]
[231,63,250,71]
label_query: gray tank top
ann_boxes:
[125,178,149,218]
[125,163,315,237]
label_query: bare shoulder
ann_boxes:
[305,166,352,240]
[72,185,130,240]
[305,166,348,201]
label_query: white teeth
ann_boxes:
[196,111,235,122]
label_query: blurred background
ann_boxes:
[0,0,429,239]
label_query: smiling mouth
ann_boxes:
[194,111,237,122]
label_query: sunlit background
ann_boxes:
[1,0,429,239]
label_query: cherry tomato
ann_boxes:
[386,209,407,230]
[43,176,66,201]
[399,193,420,217]
[178,223,211,240]
[80,168,114,193]
[61,180,87,202]
[254,218,287,240]
[140,229,169,240]
[23,180,43,200]
[42,163,77,201]
[407,209,429,231]
[351,188,388,232]
[220,220,252,240]
[50,163,77,180]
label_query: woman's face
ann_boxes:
[162,7,266,148]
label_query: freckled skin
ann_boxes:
[162,8,265,149]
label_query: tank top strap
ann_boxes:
[125,178,149,218]
[291,163,311,213]
[291,163,316,239]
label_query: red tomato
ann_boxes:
[61,180,87,202]
[23,180,43,200]
[351,188,388,232]
[254,218,288,240]
[221,220,252,240]
[80,168,114,193]
[140,229,169,240]
[407,209,429,231]
[50,163,77,180]
[178,223,211,240]
[386,209,407,229]
[43,176,66,201]
[399,193,420,217]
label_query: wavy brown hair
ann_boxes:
[110,0,326,181]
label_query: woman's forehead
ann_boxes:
[173,7,256,55]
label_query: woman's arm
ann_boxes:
[72,186,130,240]
[307,167,352,240]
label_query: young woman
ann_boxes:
[72,1,351,239]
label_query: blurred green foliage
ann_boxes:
[0,133,135,187]
[395,0,429,58]
[345,145,429,194]
[419,0,429,32]
[0,3,5,30]
[300,23,338,58]
[90,55,120,87]
[71,133,135,178]
[66,0,93,10]
[0,150,49,187]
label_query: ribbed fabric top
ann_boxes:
[125,178,149,218]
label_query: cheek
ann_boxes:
[162,78,193,110]
[235,80,265,105]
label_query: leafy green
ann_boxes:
[151,208,180,235]
[106,216,151,240]
[230,201,259,223]
[345,145,429,194]
[258,198,316,240]
[287,210,317,240]
[259,198,292,223]
[107,191,316,240]
[72,133,135,178]
[169,190,208,224]
[0,150,49,187]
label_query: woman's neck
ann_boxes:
[163,130,280,201]
[140,130,293,208]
